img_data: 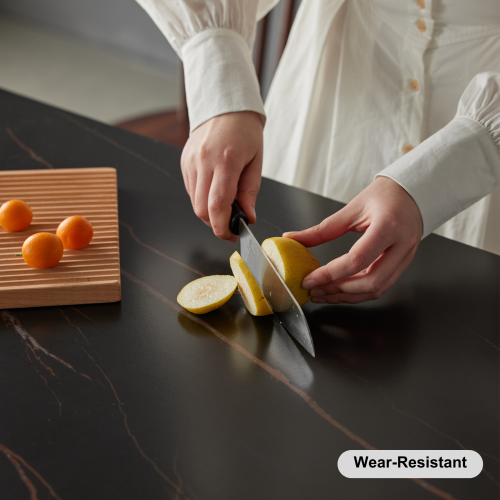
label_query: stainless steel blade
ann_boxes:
[239,219,315,357]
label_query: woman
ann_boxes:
[136,0,500,304]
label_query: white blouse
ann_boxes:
[136,0,500,254]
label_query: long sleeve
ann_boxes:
[135,0,279,132]
[377,72,500,239]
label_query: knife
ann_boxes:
[230,200,315,357]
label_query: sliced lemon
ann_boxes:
[261,237,320,307]
[177,275,237,314]
[230,251,273,316]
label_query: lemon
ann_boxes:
[261,237,320,307]
[177,275,237,314]
[230,251,272,316]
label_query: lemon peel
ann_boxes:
[261,237,320,307]
[230,251,272,316]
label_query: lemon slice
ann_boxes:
[230,251,272,316]
[261,237,320,307]
[177,275,237,314]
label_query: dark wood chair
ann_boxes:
[115,0,297,148]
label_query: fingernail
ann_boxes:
[310,289,326,297]
[282,231,299,238]
[312,298,326,304]
[302,279,319,290]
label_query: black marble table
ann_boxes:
[1,89,498,500]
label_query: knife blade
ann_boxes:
[230,201,315,357]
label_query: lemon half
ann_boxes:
[261,237,320,307]
[177,275,237,314]
[230,251,272,316]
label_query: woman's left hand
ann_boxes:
[283,176,423,304]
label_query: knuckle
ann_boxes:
[349,252,368,273]
[199,143,210,162]
[240,187,259,200]
[181,142,195,163]
[317,219,329,234]
[310,221,327,244]
[367,291,382,301]
[222,147,237,164]
[407,233,420,247]
[213,227,228,239]
[208,195,227,213]
[193,203,208,221]
[180,144,188,163]
[386,213,401,231]
[379,212,402,236]
[366,276,383,294]
[321,266,336,284]
[383,211,418,240]
[180,154,189,172]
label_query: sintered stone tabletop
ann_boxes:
[0,89,498,500]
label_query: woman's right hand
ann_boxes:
[181,110,264,243]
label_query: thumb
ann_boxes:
[236,154,262,225]
[283,206,354,247]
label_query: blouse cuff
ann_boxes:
[456,72,500,156]
[376,116,500,238]
[182,28,265,133]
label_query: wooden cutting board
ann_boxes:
[0,168,121,308]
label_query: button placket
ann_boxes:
[399,0,434,156]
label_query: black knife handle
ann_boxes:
[230,200,248,236]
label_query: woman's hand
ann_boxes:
[181,111,264,243]
[283,177,424,304]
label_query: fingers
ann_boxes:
[181,165,190,197]
[311,249,415,304]
[208,163,239,242]
[180,112,264,241]
[292,176,423,305]
[302,221,395,289]
[236,153,262,225]
[283,206,356,248]
[181,160,195,204]
[193,169,213,226]
[310,242,410,296]
[207,151,262,241]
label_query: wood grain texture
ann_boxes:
[0,168,121,308]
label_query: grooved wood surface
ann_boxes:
[0,168,121,308]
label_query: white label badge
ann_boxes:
[338,450,483,478]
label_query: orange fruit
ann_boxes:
[56,216,93,249]
[0,200,33,231]
[22,233,64,268]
